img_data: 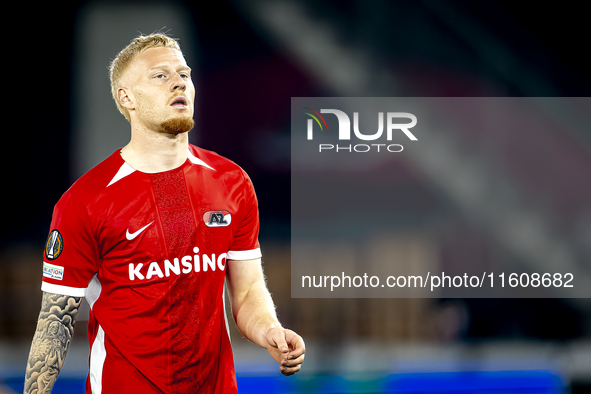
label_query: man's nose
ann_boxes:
[171,73,186,92]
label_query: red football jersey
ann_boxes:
[41,144,262,393]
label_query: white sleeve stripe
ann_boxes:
[41,282,86,297]
[227,248,262,260]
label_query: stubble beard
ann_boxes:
[135,91,195,135]
[160,116,195,135]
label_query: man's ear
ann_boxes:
[118,87,134,110]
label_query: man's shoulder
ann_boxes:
[64,150,124,203]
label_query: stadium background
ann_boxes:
[2,0,591,393]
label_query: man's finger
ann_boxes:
[268,328,289,354]
[284,330,306,358]
[280,364,301,376]
[281,354,304,367]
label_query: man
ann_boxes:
[24,33,305,393]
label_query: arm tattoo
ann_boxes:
[24,292,82,394]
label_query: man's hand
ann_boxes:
[264,327,305,376]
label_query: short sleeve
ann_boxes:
[41,191,99,297]
[227,171,262,261]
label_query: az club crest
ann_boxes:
[203,210,232,227]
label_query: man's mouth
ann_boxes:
[169,96,188,108]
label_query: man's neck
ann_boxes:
[120,124,189,173]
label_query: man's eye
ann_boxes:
[155,74,166,79]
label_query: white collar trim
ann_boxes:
[107,162,136,187]
[188,150,215,171]
[107,149,214,187]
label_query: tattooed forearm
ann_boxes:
[24,292,82,394]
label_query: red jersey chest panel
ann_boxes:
[97,162,235,284]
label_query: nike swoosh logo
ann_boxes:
[126,222,154,240]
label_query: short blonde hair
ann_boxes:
[109,33,182,122]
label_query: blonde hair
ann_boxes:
[109,33,182,122]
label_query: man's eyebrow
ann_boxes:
[148,64,191,72]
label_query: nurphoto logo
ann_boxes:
[304,108,417,153]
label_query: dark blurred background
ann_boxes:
[2,0,591,393]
